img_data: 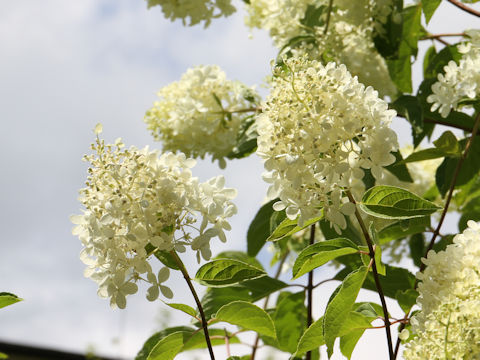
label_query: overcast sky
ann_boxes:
[0,1,478,359]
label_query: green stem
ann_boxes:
[169,251,216,360]
[346,191,394,360]
[324,0,334,35]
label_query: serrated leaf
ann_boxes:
[360,185,441,219]
[147,331,188,360]
[377,216,430,244]
[164,303,197,319]
[273,292,306,353]
[324,266,369,356]
[0,292,22,309]
[422,0,441,23]
[194,259,265,287]
[295,317,325,356]
[292,238,359,280]
[247,200,277,256]
[215,301,276,337]
[267,214,323,242]
[395,289,419,313]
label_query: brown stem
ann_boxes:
[421,32,465,40]
[346,191,394,360]
[448,0,480,17]
[224,328,231,357]
[393,111,480,359]
[170,251,216,360]
[305,224,316,360]
[324,0,334,34]
[250,251,289,360]
[422,111,480,263]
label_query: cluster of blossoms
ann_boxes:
[256,56,398,233]
[403,220,480,359]
[245,0,397,96]
[145,0,235,27]
[428,29,480,118]
[145,65,260,168]
[71,126,237,308]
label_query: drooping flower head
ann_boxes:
[145,0,236,27]
[428,30,480,118]
[71,125,237,308]
[256,56,398,232]
[403,220,480,359]
[145,65,260,168]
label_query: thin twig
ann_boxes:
[324,0,334,34]
[306,224,316,360]
[312,277,336,289]
[393,111,480,359]
[421,32,465,40]
[250,251,289,360]
[448,0,480,17]
[170,251,216,360]
[224,328,231,358]
[346,191,394,360]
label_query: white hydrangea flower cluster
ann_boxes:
[428,30,480,118]
[71,127,237,309]
[245,0,397,96]
[145,0,235,27]
[145,65,260,169]
[256,56,398,233]
[404,220,480,359]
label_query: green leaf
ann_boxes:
[422,0,441,23]
[423,45,437,77]
[163,303,197,319]
[387,56,412,93]
[319,218,363,245]
[391,95,424,135]
[433,130,460,152]
[199,276,287,320]
[409,233,425,268]
[136,326,193,360]
[194,259,265,287]
[227,116,258,160]
[214,251,264,270]
[335,264,416,299]
[181,328,240,351]
[377,216,430,244]
[385,151,413,183]
[373,0,403,59]
[339,312,374,359]
[145,244,180,270]
[424,44,462,80]
[292,238,359,280]
[273,292,307,353]
[295,317,325,356]
[360,185,441,219]
[0,292,22,309]
[436,137,480,197]
[247,200,277,256]
[215,301,276,337]
[395,289,419,313]
[459,196,480,231]
[267,214,323,242]
[323,266,369,357]
[147,331,187,360]
[300,4,326,28]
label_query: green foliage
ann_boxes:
[377,216,431,244]
[227,115,258,159]
[0,292,22,309]
[360,185,441,220]
[292,238,359,279]
[400,131,461,164]
[163,303,198,319]
[373,0,403,59]
[385,151,413,183]
[391,95,423,135]
[421,0,442,23]
[145,245,180,270]
[194,259,265,287]
[215,301,276,337]
[247,199,277,256]
[436,137,480,197]
[214,251,264,269]
[386,4,423,93]
[323,266,369,357]
[395,289,419,313]
[272,291,307,353]
[267,214,323,241]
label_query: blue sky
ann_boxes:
[0,1,478,359]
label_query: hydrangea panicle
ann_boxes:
[145,65,260,168]
[403,220,480,359]
[71,125,237,308]
[428,30,480,118]
[256,56,398,233]
[146,0,236,27]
